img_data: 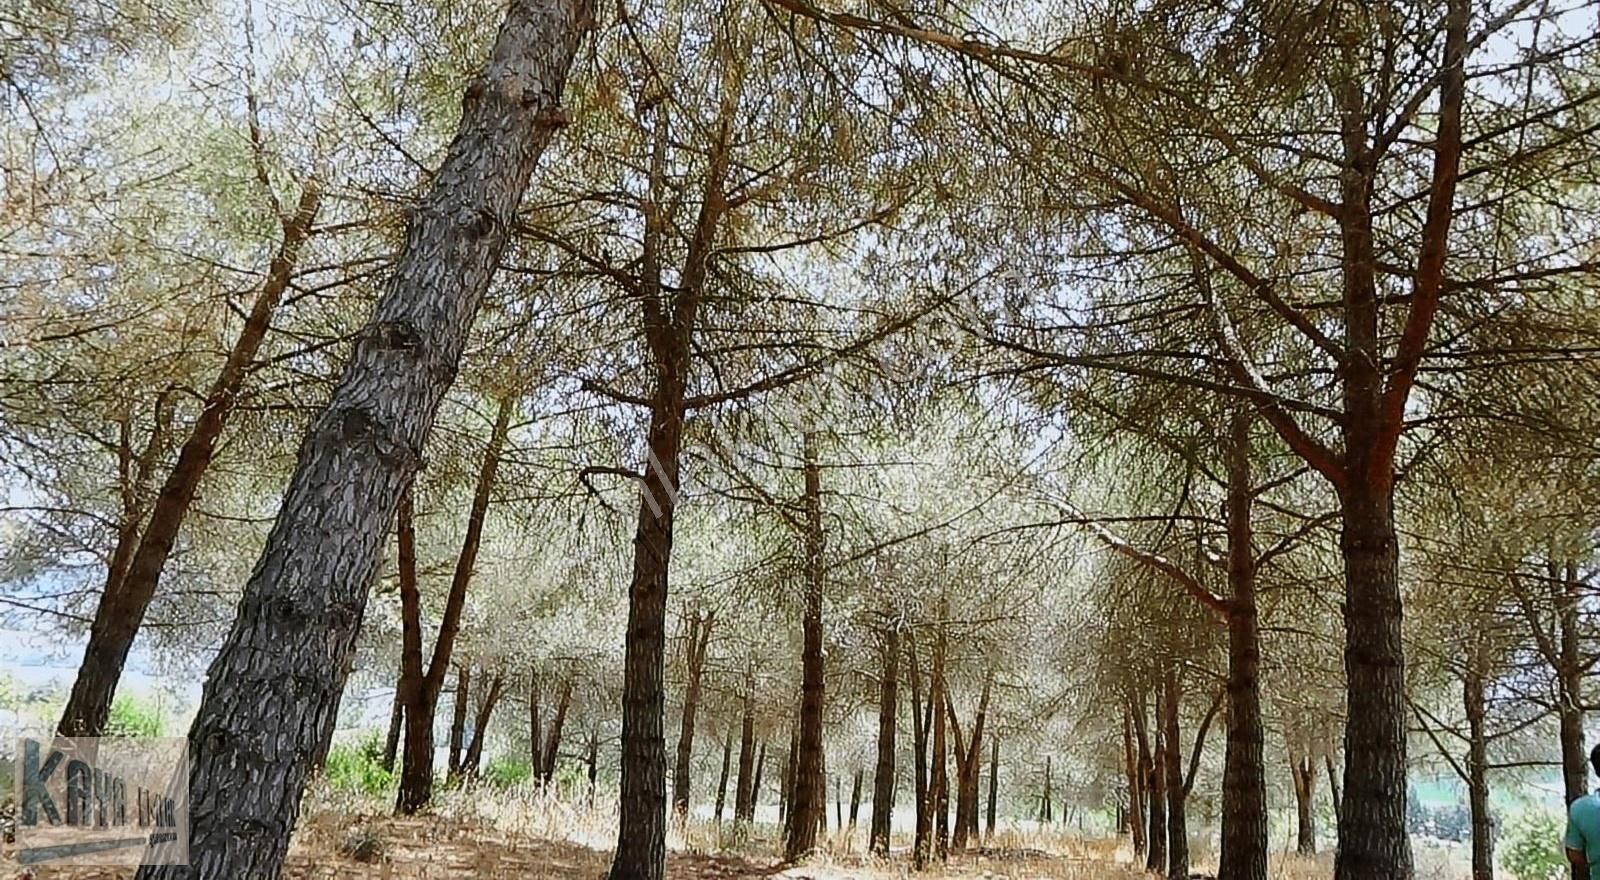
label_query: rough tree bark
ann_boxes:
[1219,408,1268,880]
[608,92,736,880]
[1139,694,1166,876]
[59,184,322,738]
[399,395,513,810]
[131,3,591,870]
[1163,669,1188,880]
[673,610,714,819]
[869,624,898,857]
[1124,705,1146,857]
[784,431,827,861]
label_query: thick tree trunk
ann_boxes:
[1163,670,1188,880]
[463,670,506,775]
[785,432,827,861]
[735,690,756,822]
[870,625,898,857]
[1219,409,1268,880]
[58,186,322,738]
[1465,637,1493,880]
[715,733,732,823]
[1292,758,1317,857]
[541,676,572,783]
[131,3,590,869]
[448,665,472,783]
[673,611,714,819]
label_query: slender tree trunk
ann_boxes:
[448,665,472,783]
[949,700,970,852]
[735,689,756,822]
[1163,669,1188,880]
[986,737,999,840]
[586,731,599,805]
[673,611,714,819]
[817,744,829,835]
[1219,408,1268,880]
[1125,706,1146,856]
[785,432,827,861]
[1465,636,1493,880]
[752,741,767,821]
[965,675,990,844]
[849,767,862,831]
[463,670,506,775]
[930,606,950,861]
[781,719,797,825]
[609,87,735,880]
[1292,757,1317,857]
[1326,752,1342,824]
[870,625,898,857]
[909,632,932,869]
[715,733,733,823]
[127,10,594,860]
[541,676,572,783]
[58,186,322,738]
[1040,755,1053,824]
[383,682,403,774]
[528,670,542,777]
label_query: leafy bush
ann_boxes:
[323,731,394,797]
[483,756,532,789]
[105,693,165,737]
[1501,809,1568,880]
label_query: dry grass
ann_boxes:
[10,781,1456,879]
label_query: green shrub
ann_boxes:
[482,756,532,789]
[1501,809,1568,880]
[105,693,165,737]
[323,731,394,796]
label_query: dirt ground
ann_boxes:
[3,814,1156,879]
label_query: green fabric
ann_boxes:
[1566,793,1600,880]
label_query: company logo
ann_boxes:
[12,736,189,866]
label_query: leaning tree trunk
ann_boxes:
[784,432,827,862]
[735,689,756,822]
[673,611,713,819]
[541,675,572,783]
[131,2,590,873]
[463,670,506,775]
[869,625,899,857]
[849,768,862,831]
[1219,408,1268,880]
[58,185,322,738]
[382,674,403,773]
[1163,669,1188,880]
[1326,752,1342,824]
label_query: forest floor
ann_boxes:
[2,810,1342,879]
